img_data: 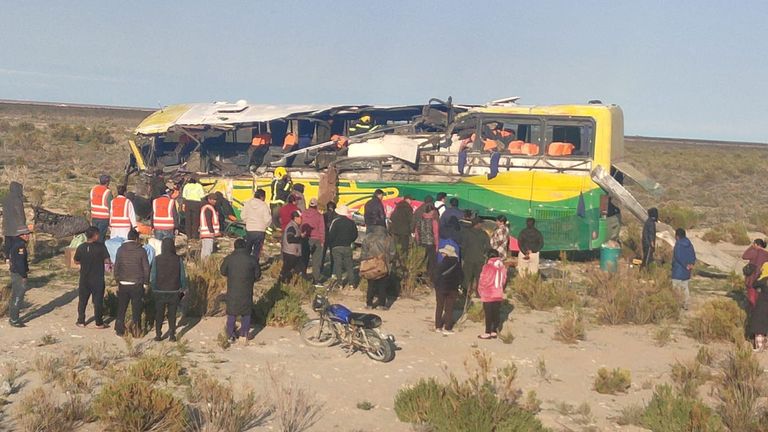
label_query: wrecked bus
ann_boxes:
[127,98,626,251]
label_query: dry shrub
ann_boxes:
[716,343,766,432]
[521,390,542,414]
[653,324,675,347]
[685,298,745,343]
[696,346,716,367]
[394,350,547,432]
[640,384,724,432]
[93,375,187,432]
[554,306,586,344]
[2,361,25,395]
[186,256,226,317]
[498,326,515,344]
[511,273,577,311]
[129,354,184,384]
[585,268,680,325]
[659,203,701,230]
[593,367,631,395]
[14,387,89,432]
[671,360,706,398]
[466,301,484,323]
[83,343,117,371]
[33,354,62,384]
[399,245,428,298]
[187,371,272,432]
[703,223,751,246]
[266,366,324,432]
[0,284,11,318]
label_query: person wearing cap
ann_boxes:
[292,183,307,212]
[241,189,272,266]
[302,198,325,284]
[364,189,387,232]
[109,185,137,240]
[361,225,396,310]
[89,175,112,242]
[434,243,463,335]
[390,196,414,260]
[199,194,221,259]
[152,189,177,240]
[327,205,358,288]
[270,167,293,226]
[7,227,31,327]
[349,114,374,136]
[459,217,490,297]
[280,210,306,282]
[182,177,206,240]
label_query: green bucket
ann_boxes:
[600,246,621,273]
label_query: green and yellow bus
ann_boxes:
[129,100,624,251]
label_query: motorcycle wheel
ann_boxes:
[300,319,337,347]
[364,330,395,363]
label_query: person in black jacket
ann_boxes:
[150,238,187,341]
[642,208,658,268]
[434,244,463,335]
[220,239,258,343]
[517,218,544,276]
[363,189,386,232]
[74,227,111,329]
[459,218,490,295]
[389,196,414,260]
[327,205,358,288]
[113,229,151,337]
[3,182,27,258]
[280,211,305,283]
[7,229,30,327]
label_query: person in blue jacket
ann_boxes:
[672,228,696,310]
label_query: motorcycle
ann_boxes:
[300,286,396,363]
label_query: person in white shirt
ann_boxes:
[435,192,447,218]
[240,189,272,268]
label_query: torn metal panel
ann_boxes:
[347,135,423,164]
[613,161,662,196]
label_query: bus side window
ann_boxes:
[545,122,593,157]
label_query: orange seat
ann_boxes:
[547,142,575,156]
[521,143,539,156]
[507,140,524,154]
[331,134,349,149]
[283,133,297,149]
[251,133,272,147]
[483,139,502,152]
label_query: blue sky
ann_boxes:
[1,1,766,142]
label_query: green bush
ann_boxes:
[93,376,186,432]
[586,268,680,325]
[717,344,766,432]
[14,387,89,432]
[670,360,706,398]
[466,301,485,323]
[186,257,226,317]
[129,355,184,384]
[685,298,745,343]
[640,385,724,432]
[659,203,701,230]
[393,351,549,432]
[554,306,586,344]
[593,367,631,395]
[511,274,578,311]
[267,292,309,329]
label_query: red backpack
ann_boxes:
[478,258,507,302]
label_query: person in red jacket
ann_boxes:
[278,194,299,231]
[743,239,768,307]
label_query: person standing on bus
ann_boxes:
[518,218,544,276]
[642,208,658,268]
[349,115,374,136]
[364,189,387,232]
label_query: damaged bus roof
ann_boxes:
[134,101,444,135]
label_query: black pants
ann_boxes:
[642,245,654,268]
[483,301,502,333]
[116,283,144,335]
[367,276,389,308]
[154,293,179,338]
[435,290,458,330]
[185,200,202,239]
[394,234,410,260]
[77,280,105,326]
[463,260,484,295]
[422,245,437,283]
[280,253,304,282]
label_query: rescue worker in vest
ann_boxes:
[152,190,177,240]
[182,177,206,240]
[270,167,292,227]
[199,194,221,259]
[349,115,375,136]
[109,185,136,240]
[90,175,112,242]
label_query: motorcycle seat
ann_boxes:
[348,312,382,329]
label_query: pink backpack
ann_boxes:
[478,257,507,302]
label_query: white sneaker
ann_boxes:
[434,328,443,333]
[442,330,455,335]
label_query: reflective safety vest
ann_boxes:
[199,204,220,238]
[90,185,111,219]
[110,196,132,229]
[152,196,175,231]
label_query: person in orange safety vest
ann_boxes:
[152,190,177,241]
[199,194,221,259]
[109,185,136,240]
[90,174,112,242]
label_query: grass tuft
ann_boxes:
[593,367,631,395]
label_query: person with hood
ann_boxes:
[364,189,387,232]
[460,218,491,296]
[3,182,27,259]
[361,225,396,310]
[327,205,358,288]
[434,244,462,334]
[672,228,696,310]
[302,198,325,284]
[7,228,30,327]
[74,227,111,329]
[517,218,544,276]
[280,210,305,282]
[742,239,768,307]
[89,175,111,241]
[292,183,307,212]
[113,229,150,337]
[220,239,258,343]
[150,238,187,341]
[642,207,659,268]
[390,196,414,259]
[478,250,507,339]
[749,262,768,352]
[214,191,237,224]
[241,189,272,265]
[415,203,440,283]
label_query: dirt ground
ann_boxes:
[0,230,753,432]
